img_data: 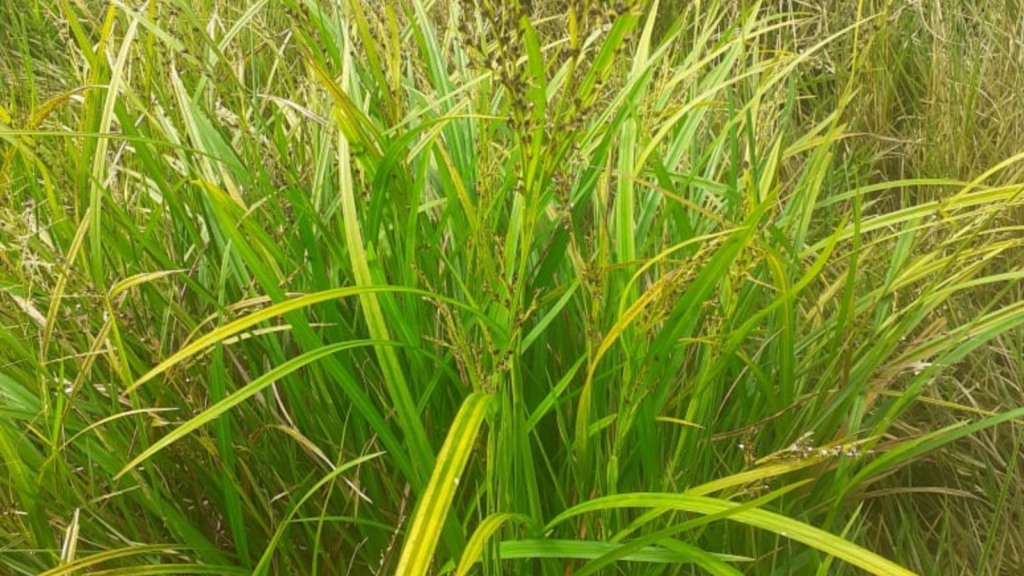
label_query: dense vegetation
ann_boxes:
[1,1,1023,574]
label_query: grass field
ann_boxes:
[1,1,1023,574]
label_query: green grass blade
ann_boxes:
[394,391,494,576]
[455,513,533,576]
[546,493,916,576]
[116,340,386,479]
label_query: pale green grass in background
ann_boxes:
[1,1,1023,574]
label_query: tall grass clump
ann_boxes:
[1,1,1022,574]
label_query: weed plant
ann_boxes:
[1,1,1022,574]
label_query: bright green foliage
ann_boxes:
[1,1,1023,575]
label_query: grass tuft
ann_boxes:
[2,0,1023,574]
